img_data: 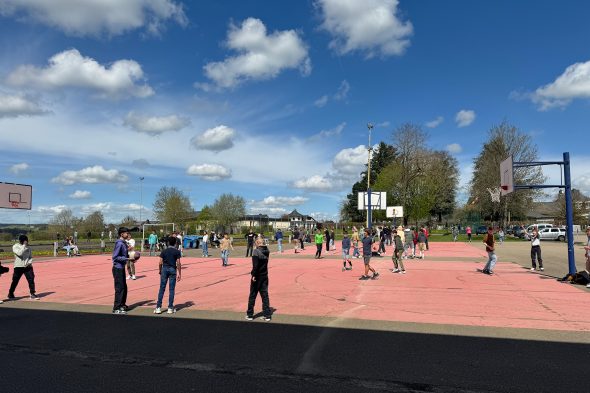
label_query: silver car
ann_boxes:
[538,227,566,241]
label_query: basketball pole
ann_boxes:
[563,152,576,275]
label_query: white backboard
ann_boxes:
[357,192,387,210]
[500,156,514,196]
[0,182,32,210]
[386,206,404,218]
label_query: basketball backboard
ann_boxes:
[500,156,514,196]
[0,182,32,210]
[386,206,404,218]
[357,191,387,210]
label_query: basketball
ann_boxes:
[129,251,141,261]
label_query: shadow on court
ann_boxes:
[0,307,587,393]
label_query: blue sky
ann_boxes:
[1,0,590,224]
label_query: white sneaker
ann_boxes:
[126,275,131,280]
[587,283,590,288]
[0,300,3,304]
[401,270,406,274]
[153,307,162,314]
[131,275,137,280]
[540,268,544,271]
[167,308,176,314]
[530,268,535,271]
[391,268,400,273]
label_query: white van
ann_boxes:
[527,224,553,234]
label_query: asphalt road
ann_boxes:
[0,306,588,393]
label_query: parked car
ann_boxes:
[538,227,566,241]
[527,224,553,234]
[475,225,488,235]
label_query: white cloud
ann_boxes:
[376,121,390,128]
[317,0,413,58]
[9,162,29,174]
[69,190,92,199]
[308,122,346,141]
[574,174,590,196]
[248,207,289,216]
[123,111,191,135]
[186,164,231,181]
[190,125,235,152]
[0,93,47,118]
[7,49,154,99]
[446,143,462,154]
[51,165,129,185]
[425,116,444,128]
[251,196,309,207]
[531,60,590,110]
[201,18,311,89]
[314,95,328,108]
[455,110,476,127]
[0,0,187,37]
[333,80,350,100]
[332,144,367,175]
[292,174,334,192]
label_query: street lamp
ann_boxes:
[366,123,374,229]
[139,177,145,223]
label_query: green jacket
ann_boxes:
[315,233,324,245]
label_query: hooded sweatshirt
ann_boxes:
[13,243,33,268]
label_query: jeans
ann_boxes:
[157,265,177,309]
[484,251,497,272]
[277,239,282,252]
[112,267,127,311]
[221,249,229,266]
[247,275,270,318]
[353,244,360,257]
[531,246,543,268]
[202,242,209,257]
[9,265,36,296]
[149,243,156,256]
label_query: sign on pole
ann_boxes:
[386,206,404,218]
[0,182,32,210]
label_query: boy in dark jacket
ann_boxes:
[341,231,352,271]
[246,239,272,321]
[392,230,406,274]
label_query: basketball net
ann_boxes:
[487,187,501,203]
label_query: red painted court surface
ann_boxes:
[10,242,589,332]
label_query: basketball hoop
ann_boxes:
[487,187,501,203]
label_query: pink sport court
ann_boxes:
[5,241,589,333]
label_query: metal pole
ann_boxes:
[563,152,576,275]
[367,123,373,229]
[139,176,144,251]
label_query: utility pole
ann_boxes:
[367,123,374,229]
[139,177,145,222]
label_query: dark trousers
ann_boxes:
[300,238,304,250]
[531,246,543,268]
[325,239,330,251]
[112,267,127,311]
[247,276,270,317]
[379,241,386,253]
[9,265,36,296]
[315,244,322,258]
[246,243,254,257]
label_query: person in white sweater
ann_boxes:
[8,235,39,300]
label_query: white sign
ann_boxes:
[357,191,387,210]
[386,206,404,218]
[500,155,514,196]
[0,182,32,210]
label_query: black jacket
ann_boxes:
[251,246,270,277]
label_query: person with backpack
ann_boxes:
[403,227,414,259]
[341,231,352,271]
[391,230,406,274]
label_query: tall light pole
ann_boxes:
[139,177,145,223]
[366,123,374,229]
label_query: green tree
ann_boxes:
[469,121,545,223]
[83,211,105,234]
[152,186,194,224]
[49,209,76,236]
[210,193,246,233]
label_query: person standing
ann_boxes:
[330,228,336,251]
[299,230,305,251]
[220,233,233,267]
[482,227,497,275]
[422,226,429,250]
[452,226,459,242]
[417,228,427,259]
[391,230,406,274]
[275,229,283,253]
[530,229,544,271]
[148,230,158,256]
[87,230,91,243]
[315,229,324,259]
[112,227,131,314]
[403,227,414,259]
[292,227,300,253]
[378,228,386,255]
[154,236,182,315]
[8,235,39,300]
[246,238,272,321]
[351,227,360,258]
[73,230,78,244]
[108,230,112,241]
[359,229,379,280]
[245,229,256,257]
[466,226,472,243]
[202,231,209,257]
[176,231,184,257]
[324,228,331,252]
[498,228,505,245]
[341,231,352,271]
[126,234,137,280]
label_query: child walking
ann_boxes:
[314,229,324,259]
[391,230,406,274]
[341,231,352,271]
[417,229,427,259]
[220,233,234,267]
